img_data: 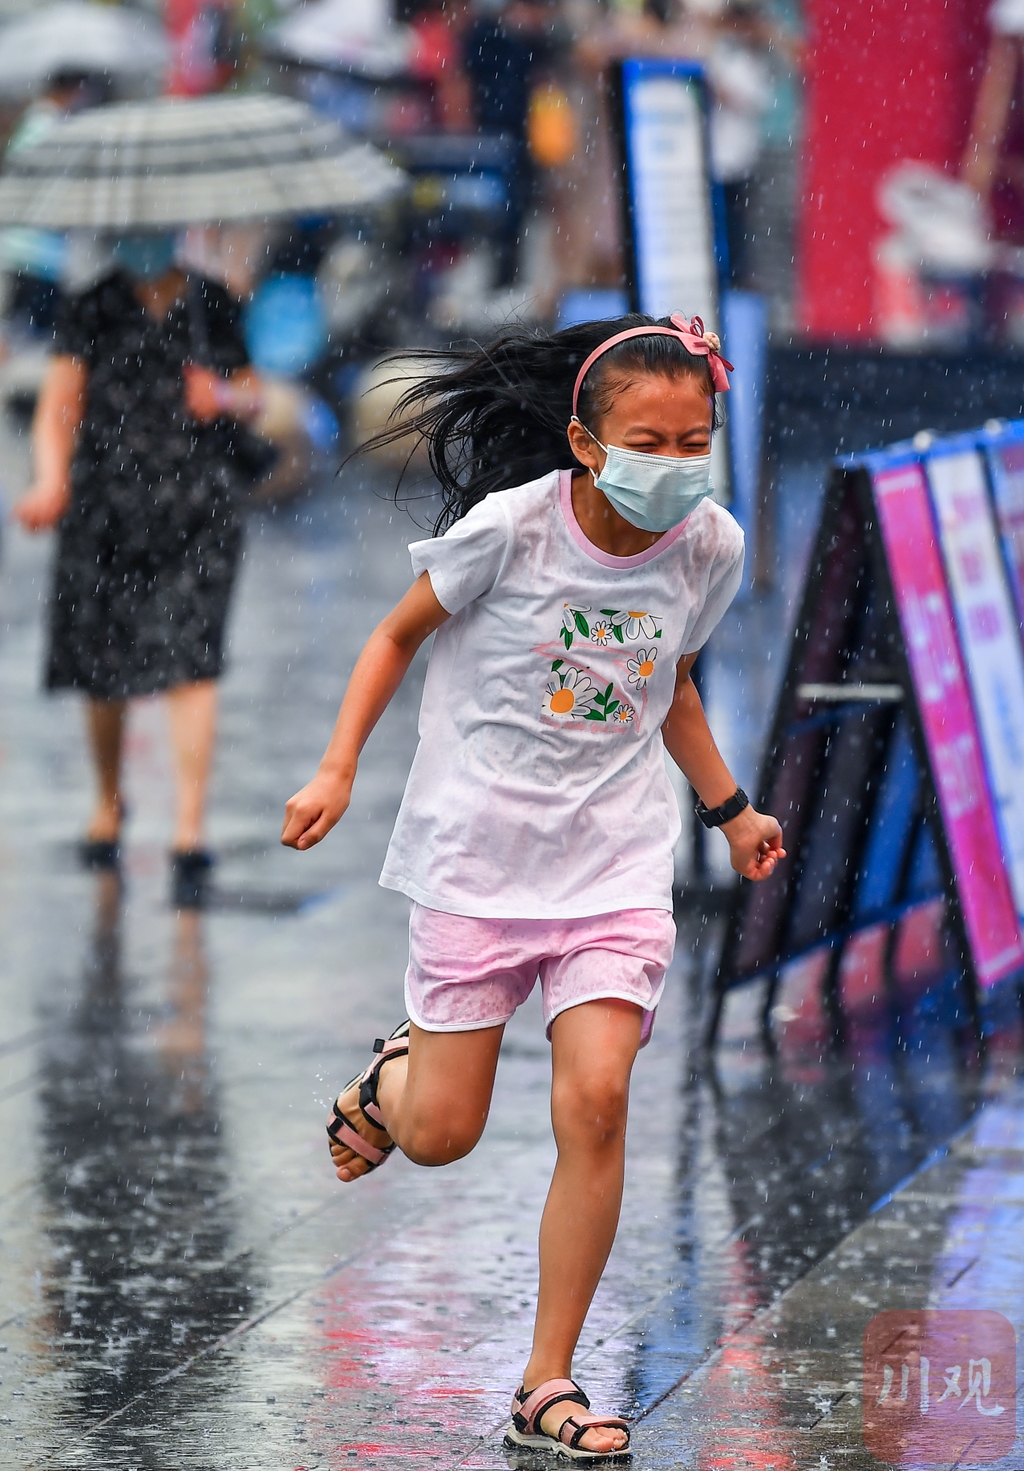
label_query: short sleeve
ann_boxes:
[52,285,99,366]
[682,522,745,654]
[409,494,511,615]
[198,279,249,372]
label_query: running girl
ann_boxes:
[282,313,784,1460]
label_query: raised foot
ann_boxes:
[327,1075,394,1182]
[326,1024,411,1182]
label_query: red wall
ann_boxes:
[163,0,233,96]
[798,0,989,342]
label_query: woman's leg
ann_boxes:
[329,1022,504,1181]
[85,697,127,840]
[522,998,642,1455]
[165,679,217,851]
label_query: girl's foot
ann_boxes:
[328,1074,394,1181]
[327,1023,410,1182]
[507,1379,631,1459]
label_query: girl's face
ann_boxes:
[568,370,713,474]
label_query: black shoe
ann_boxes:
[170,849,214,909]
[79,838,120,871]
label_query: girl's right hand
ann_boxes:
[282,574,448,853]
[281,772,353,850]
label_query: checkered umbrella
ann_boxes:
[0,93,406,228]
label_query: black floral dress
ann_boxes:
[46,271,249,699]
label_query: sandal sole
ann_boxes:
[504,1429,631,1461]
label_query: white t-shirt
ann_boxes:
[379,469,744,919]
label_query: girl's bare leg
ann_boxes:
[329,1005,636,1455]
[165,679,217,851]
[85,698,127,841]
[329,1022,504,1181]
[522,998,642,1455]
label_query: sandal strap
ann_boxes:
[326,1102,392,1166]
[561,1414,631,1451]
[374,1019,412,1050]
[512,1379,590,1435]
[359,1023,411,1129]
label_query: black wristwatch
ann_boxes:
[695,787,749,829]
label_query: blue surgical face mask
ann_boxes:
[112,232,177,282]
[576,420,713,532]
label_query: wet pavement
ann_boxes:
[2,413,1024,1470]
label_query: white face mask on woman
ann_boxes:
[574,420,713,532]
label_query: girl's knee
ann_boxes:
[552,1073,629,1145]
[400,1116,484,1166]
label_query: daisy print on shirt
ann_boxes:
[541,600,666,731]
[559,604,662,653]
[544,660,629,723]
[626,646,657,689]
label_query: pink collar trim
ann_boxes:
[558,470,689,568]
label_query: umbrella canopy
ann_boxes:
[266,0,414,80]
[0,93,407,228]
[0,2,168,100]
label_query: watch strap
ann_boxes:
[695,787,749,829]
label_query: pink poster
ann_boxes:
[872,463,1024,987]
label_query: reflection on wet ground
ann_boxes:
[2,437,1023,1468]
[631,1073,1024,1470]
[37,876,252,1446]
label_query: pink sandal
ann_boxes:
[506,1379,631,1460]
[325,1020,410,1173]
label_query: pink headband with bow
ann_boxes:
[571,312,733,418]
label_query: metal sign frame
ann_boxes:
[709,439,1024,1046]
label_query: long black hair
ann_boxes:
[362,314,725,534]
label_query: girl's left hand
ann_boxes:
[722,806,786,882]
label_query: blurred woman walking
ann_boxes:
[14,231,261,906]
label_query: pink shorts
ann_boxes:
[404,904,676,1048]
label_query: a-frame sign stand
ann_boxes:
[710,437,1024,1046]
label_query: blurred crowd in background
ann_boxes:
[0,0,802,498]
[2,0,1024,499]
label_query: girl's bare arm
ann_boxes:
[661,653,785,881]
[281,572,451,851]
[13,355,87,532]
